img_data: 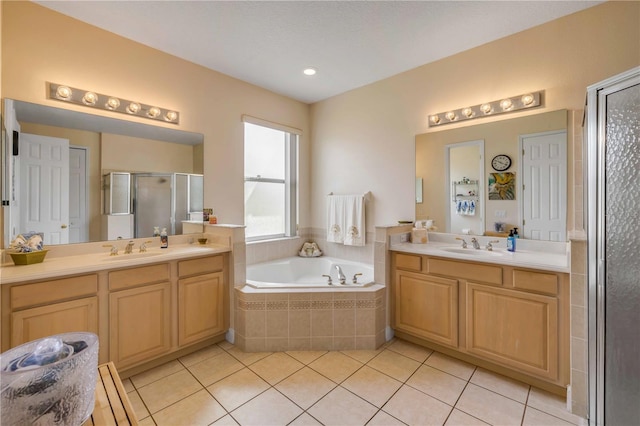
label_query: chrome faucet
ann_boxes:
[124,240,135,254]
[102,244,118,255]
[139,241,153,253]
[335,265,346,284]
[352,273,363,284]
[322,274,333,285]
[455,237,468,248]
[485,240,500,251]
[471,237,481,250]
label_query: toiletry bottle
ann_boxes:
[507,229,516,252]
[209,209,218,224]
[513,227,520,238]
[160,228,168,248]
[411,221,428,244]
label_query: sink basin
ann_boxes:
[440,247,503,257]
[101,252,163,261]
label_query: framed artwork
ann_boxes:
[488,172,516,200]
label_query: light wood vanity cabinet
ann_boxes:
[109,264,172,369]
[6,274,99,347]
[178,256,226,346]
[392,252,569,387]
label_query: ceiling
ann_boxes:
[36,1,601,104]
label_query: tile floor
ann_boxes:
[123,339,587,426]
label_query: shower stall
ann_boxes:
[586,67,639,425]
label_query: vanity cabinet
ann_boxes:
[7,274,99,347]
[391,252,569,387]
[178,256,226,346]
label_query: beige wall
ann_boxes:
[1,1,310,235]
[101,134,195,174]
[310,1,640,233]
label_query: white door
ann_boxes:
[19,133,70,245]
[520,130,567,241]
[69,147,88,243]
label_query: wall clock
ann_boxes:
[491,154,512,171]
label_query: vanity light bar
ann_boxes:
[428,91,542,127]
[48,82,180,125]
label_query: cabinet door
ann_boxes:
[465,282,558,381]
[178,272,224,346]
[110,282,171,369]
[11,297,98,346]
[394,271,458,347]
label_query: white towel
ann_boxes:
[327,194,366,246]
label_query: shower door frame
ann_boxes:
[586,66,640,426]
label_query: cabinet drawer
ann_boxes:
[109,264,170,291]
[512,269,558,296]
[428,258,502,285]
[178,255,224,277]
[11,275,98,310]
[394,253,423,272]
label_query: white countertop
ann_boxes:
[390,239,570,273]
[0,244,230,285]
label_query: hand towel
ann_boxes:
[343,195,365,246]
[327,195,345,243]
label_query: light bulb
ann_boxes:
[521,94,534,106]
[164,111,178,122]
[56,85,72,100]
[480,103,492,114]
[303,68,317,76]
[82,92,98,106]
[429,115,441,125]
[500,99,513,110]
[445,111,456,121]
[106,97,120,110]
[126,102,141,114]
[462,107,474,118]
[147,107,161,118]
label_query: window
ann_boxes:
[244,119,298,240]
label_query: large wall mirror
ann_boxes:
[2,99,204,247]
[416,109,568,241]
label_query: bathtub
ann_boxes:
[246,256,374,288]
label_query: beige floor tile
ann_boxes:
[406,364,467,406]
[138,416,156,426]
[122,378,135,393]
[231,388,303,425]
[289,412,323,425]
[130,360,185,388]
[137,369,203,414]
[217,340,234,350]
[152,389,227,426]
[445,409,489,425]
[456,383,525,425]
[386,339,433,362]
[249,352,304,385]
[342,366,403,408]
[178,343,224,367]
[308,386,378,425]
[225,346,272,365]
[523,407,574,425]
[470,367,530,403]
[366,349,421,382]
[341,348,384,364]
[211,414,239,425]
[366,410,407,425]
[187,351,245,387]
[425,352,476,380]
[308,351,364,383]
[528,387,585,425]
[382,384,452,426]
[286,350,327,365]
[275,367,337,409]
[206,368,270,412]
[127,390,150,420]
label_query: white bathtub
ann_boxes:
[246,256,374,288]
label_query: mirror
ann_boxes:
[3,99,205,247]
[416,109,568,240]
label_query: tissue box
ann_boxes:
[9,250,48,265]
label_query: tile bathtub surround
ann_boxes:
[235,287,386,352]
[125,338,588,426]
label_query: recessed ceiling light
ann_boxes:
[303,68,317,76]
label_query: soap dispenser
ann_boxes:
[513,227,520,238]
[507,229,516,252]
[160,227,168,248]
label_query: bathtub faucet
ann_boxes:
[335,265,346,285]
